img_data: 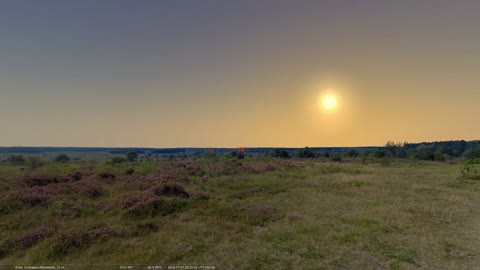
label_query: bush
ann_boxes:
[54,154,70,163]
[463,146,480,160]
[74,183,106,199]
[47,229,92,258]
[372,149,386,158]
[269,148,290,159]
[27,157,45,170]
[108,157,127,165]
[331,154,342,162]
[20,186,58,207]
[15,225,52,249]
[345,150,359,158]
[6,155,26,165]
[150,183,190,198]
[126,151,138,162]
[296,147,315,158]
[125,198,188,218]
[465,158,480,165]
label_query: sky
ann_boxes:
[1,0,479,147]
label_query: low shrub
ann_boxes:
[69,171,83,181]
[108,157,127,165]
[73,183,107,199]
[0,193,23,215]
[27,157,46,170]
[150,183,190,198]
[6,155,26,165]
[331,154,342,162]
[24,175,66,187]
[20,186,58,207]
[89,225,123,242]
[54,154,70,163]
[132,222,159,236]
[15,225,52,249]
[98,172,116,181]
[124,197,189,218]
[47,229,92,258]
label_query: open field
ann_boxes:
[1,157,479,269]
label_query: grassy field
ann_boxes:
[0,157,479,269]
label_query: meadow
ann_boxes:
[0,156,479,270]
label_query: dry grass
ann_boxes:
[0,158,479,269]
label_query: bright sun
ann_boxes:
[322,95,337,110]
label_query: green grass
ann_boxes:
[0,159,479,269]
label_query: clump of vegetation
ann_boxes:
[331,154,342,162]
[98,172,116,181]
[6,155,26,165]
[460,165,480,180]
[296,147,316,158]
[24,175,67,187]
[108,156,127,165]
[27,156,46,170]
[465,158,480,165]
[345,149,359,158]
[47,228,93,258]
[150,183,190,198]
[54,154,70,163]
[20,186,58,207]
[126,151,138,162]
[68,171,83,181]
[125,197,188,218]
[201,150,220,176]
[15,225,52,249]
[73,183,107,198]
[269,148,290,158]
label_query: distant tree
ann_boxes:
[27,157,45,170]
[434,150,445,161]
[6,155,26,165]
[126,151,138,162]
[415,144,435,160]
[384,141,408,158]
[296,147,315,158]
[270,148,290,159]
[372,149,386,158]
[331,154,342,162]
[345,149,360,158]
[54,154,70,163]
[323,152,330,158]
[463,146,480,160]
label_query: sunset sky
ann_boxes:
[1,0,479,147]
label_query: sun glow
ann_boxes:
[324,96,336,108]
[321,94,338,111]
